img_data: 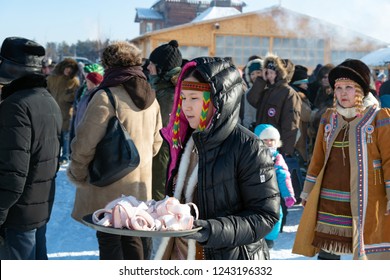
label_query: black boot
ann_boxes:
[317,250,341,260]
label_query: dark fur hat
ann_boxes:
[328,59,371,95]
[0,37,45,84]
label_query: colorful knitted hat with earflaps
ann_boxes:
[172,80,211,148]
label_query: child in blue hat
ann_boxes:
[255,124,296,248]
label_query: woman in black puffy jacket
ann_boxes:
[154,57,280,260]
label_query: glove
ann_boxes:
[300,192,309,207]
[284,197,296,208]
[183,219,211,243]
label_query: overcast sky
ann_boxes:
[0,0,389,45]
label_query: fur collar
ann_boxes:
[1,74,47,101]
[154,136,198,260]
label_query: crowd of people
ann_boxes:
[0,35,389,260]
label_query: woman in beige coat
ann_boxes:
[67,41,162,260]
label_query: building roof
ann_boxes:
[361,47,390,67]
[135,8,164,22]
[192,6,241,22]
[151,0,246,9]
[132,5,388,47]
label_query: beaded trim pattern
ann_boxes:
[181,81,211,92]
[355,106,385,257]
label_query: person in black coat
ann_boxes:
[0,37,62,260]
[154,57,280,260]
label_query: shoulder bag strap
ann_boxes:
[103,87,116,111]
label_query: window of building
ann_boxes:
[331,50,370,65]
[146,22,153,33]
[180,46,209,60]
[273,37,325,67]
[215,35,270,66]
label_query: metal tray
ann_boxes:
[81,214,202,237]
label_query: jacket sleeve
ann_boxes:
[0,102,31,225]
[204,139,280,249]
[279,89,301,155]
[246,77,267,108]
[242,90,257,129]
[274,153,295,198]
[376,109,390,202]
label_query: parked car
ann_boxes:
[63,56,93,66]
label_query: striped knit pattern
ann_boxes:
[385,180,390,189]
[198,91,210,131]
[320,188,350,202]
[305,174,316,183]
[317,211,352,228]
[373,159,382,169]
[172,95,183,148]
[376,117,390,128]
[332,140,349,148]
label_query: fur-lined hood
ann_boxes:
[263,54,288,82]
[51,58,79,78]
[244,58,263,88]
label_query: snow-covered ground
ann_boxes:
[46,164,351,260]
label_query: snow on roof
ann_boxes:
[135,8,164,21]
[361,47,390,67]
[192,6,241,22]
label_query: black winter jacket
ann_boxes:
[0,74,62,231]
[162,57,280,260]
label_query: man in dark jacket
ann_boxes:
[0,37,62,259]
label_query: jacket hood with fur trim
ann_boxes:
[263,54,288,83]
[244,58,263,88]
[51,58,79,79]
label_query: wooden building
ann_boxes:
[135,0,245,35]
[132,5,388,69]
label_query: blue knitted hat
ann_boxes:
[254,124,282,147]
